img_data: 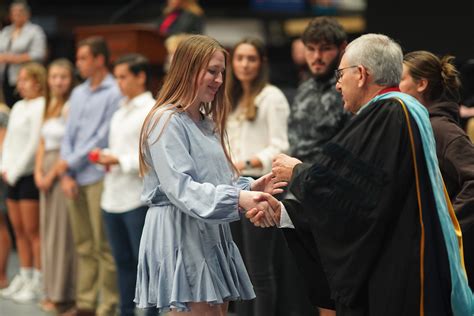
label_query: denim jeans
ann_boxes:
[102,206,155,316]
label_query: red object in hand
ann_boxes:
[88,150,100,163]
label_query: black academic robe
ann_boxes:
[283,98,452,316]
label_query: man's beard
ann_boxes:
[313,53,341,83]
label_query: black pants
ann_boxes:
[2,70,20,108]
[231,218,278,316]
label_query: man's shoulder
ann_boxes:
[368,97,405,114]
[356,98,406,126]
[70,82,88,98]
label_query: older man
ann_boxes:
[249,34,473,316]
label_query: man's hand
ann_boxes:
[246,193,282,228]
[272,154,302,182]
[61,175,78,199]
[239,191,278,227]
[251,172,287,195]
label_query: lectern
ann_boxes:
[75,24,166,92]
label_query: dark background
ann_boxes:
[2,0,473,100]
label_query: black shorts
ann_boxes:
[6,175,39,201]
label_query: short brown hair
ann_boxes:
[302,17,347,46]
[114,53,151,91]
[78,36,110,66]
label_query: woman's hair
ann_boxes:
[19,62,47,97]
[344,33,402,87]
[403,50,461,103]
[164,0,204,16]
[227,37,268,121]
[139,35,232,175]
[44,59,76,120]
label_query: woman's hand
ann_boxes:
[41,173,56,192]
[34,173,45,191]
[239,190,279,227]
[234,161,245,172]
[61,175,78,199]
[89,148,119,167]
[251,172,287,195]
[246,193,282,228]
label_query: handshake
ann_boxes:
[239,154,302,228]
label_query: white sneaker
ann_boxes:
[12,282,38,304]
[0,274,26,299]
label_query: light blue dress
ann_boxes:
[135,108,256,313]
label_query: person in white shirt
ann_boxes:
[226,37,292,316]
[90,54,155,316]
[34,59,77,313]
[0,62,46,303]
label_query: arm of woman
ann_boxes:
[34,138,45,190]
[8,104,44,185]
[148,112,266,224]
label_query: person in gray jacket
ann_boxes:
[0,0,46,107]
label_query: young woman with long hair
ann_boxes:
[135,35,282,316]
[34,58,77,312]
[226,37,290,316]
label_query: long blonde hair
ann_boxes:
[139,35,233,176]
[44,59,76,120]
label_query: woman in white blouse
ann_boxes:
[0,62,45,303]
[226,37,290,316]
[91,54,155,316]
[34,59,77,312]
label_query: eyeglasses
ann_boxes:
[335,65,358,82]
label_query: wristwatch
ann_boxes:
[245,160,252,169]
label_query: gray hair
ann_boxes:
[10,0,31,14]
[344,33,403,87]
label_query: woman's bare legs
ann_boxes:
[0,213,11,287]
[18,200,40,269]
[7,199,32,268]
[168,302,229,316]
[6,199,40,269]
